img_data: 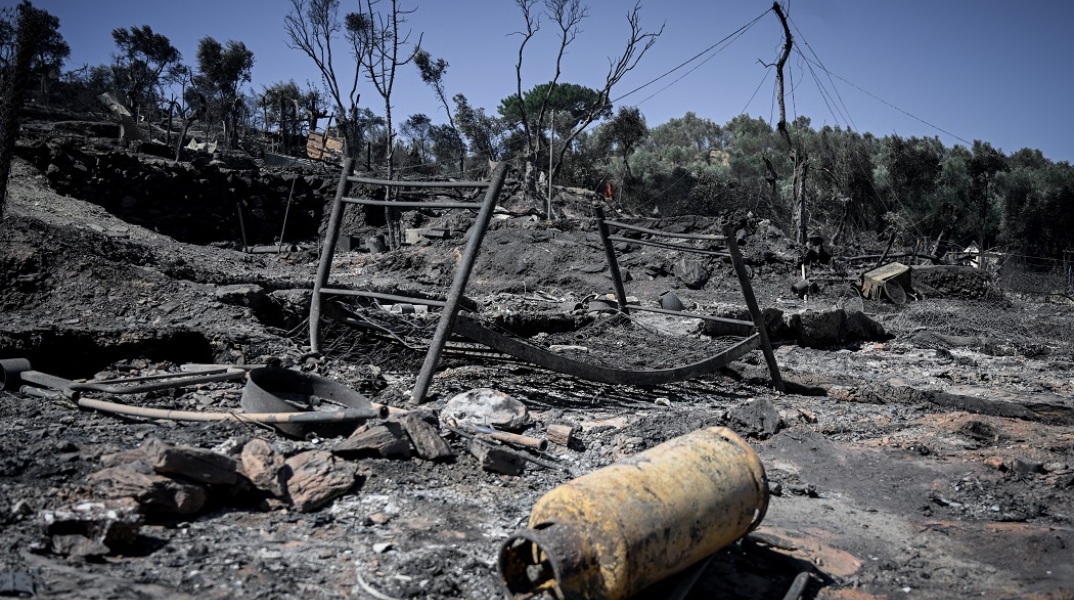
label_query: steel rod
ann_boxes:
[277,176,296,252]
[68,368,247,394]
[606,235,730,257]
[455,316,760,386]
[346,175,490,189]
[411,162,510,403]
[236,202,249,251]
[341,197,483,210]
[627,305,755,333]
[594,206,632,314]
[603,219,728,242]
[76,396,380,424]
[317,288,449,307]
[723,223,784,391]
[310,158,356,353]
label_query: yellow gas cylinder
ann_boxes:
[499,426,768,600]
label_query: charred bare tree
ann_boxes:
[285,0,363,158]
[769,1,809,245]
[172,92,206,162]
[510,0,661,213]
[0,2,47,220]
[347,0,422,249]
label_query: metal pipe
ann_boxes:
[277,176,297,252]
[411,161,509,403]
[593,205,631,314]
[606,235,730,258]
[783,571,812,600]
[723,223,784,392]
[5,359,254,396]
[75,396,381,424]
[317,288,449,307]
[310,158,356,353]
[346,175,490,189]
[603,219,728,242]
[341,197,483,210]
[1,358,35,390]
[499,426,768,600]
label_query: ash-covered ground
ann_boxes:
[2,136,1074,600]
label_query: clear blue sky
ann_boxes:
[16,0,1074,163]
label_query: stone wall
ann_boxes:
[16,139,337,246]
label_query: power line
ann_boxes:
[632,20,759,108]
[612,7,773,105]
[797,48,847,130]
[788,15,856,131]
[740,69,771,116]
[795,52,972,146]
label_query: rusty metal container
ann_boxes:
[499,426,768,600]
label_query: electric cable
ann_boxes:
[612,7,772,104]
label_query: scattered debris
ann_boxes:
[545,423,577,447]
[398,411,454,462]
[861,262,912,302]
[468,440,526,476]
[39,499,143,558]
[440,388,530,431]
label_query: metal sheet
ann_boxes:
[453,316,761,386]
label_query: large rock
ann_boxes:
[729,397,784,439]
[398,411,454,462]
[285,450,359,512]
[241,438,287,498]
[87,464,207,515]
[673,258,710,289]
[335,422,412,459]
[143,437,240,485]
[783,308,886,348]
[788,309,846,348]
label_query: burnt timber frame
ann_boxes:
[593,206,785,391]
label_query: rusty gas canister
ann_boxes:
[499,426,768,600]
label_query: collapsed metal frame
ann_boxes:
[593,206,785,391]
[311,160,782,401]
[309,158,510,403]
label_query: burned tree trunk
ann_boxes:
[771,2,809,245]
